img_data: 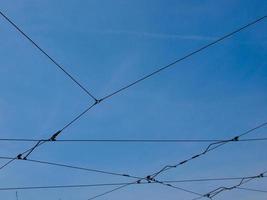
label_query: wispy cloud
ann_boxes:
[92,29,217,41]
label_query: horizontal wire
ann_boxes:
[85,15,267,199]
[0,102,97,169]
[236,186,267,193]
[0,122,265,196]
[0,12,266,200]
[87,121,267,200]
[0,14,266,173]
[0,183,132,191]
[0,138,266,143]
[1,176,263,191]
[150,122,267,179]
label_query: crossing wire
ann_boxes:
[1,175,265,191]
[149,122,267,179]
[0,102,97,169]
[86,121,267,200]
[0,10,266,198]
[0,12,266,171]
[0,122,266,176]
[13,13,267,164]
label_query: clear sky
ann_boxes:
[0,1,267,200]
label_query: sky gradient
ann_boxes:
[0,1,267,200]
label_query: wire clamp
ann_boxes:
[145,175,155,183]
[17,154,22,160]
[95,99,103,105]
[231,136,239,141]
[50,130,62,141]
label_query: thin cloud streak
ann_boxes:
[93,30,216,41]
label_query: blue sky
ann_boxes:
[0,1,267,200]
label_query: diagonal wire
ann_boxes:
[0,182,134,191]
[0,102,97,170]
[0,10,97,101]
[99,15,267,101]
[0,12,266,199]
[0,140,47,170]
[88,181,137,200]
[0,156,141,179]
[0,156,202,198]
[0,116,265,198]
[0,13,266,172]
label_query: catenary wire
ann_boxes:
[21,14,266,160]
[86,121,267,200]
[0,102,97,169]
[0,11,266,198]
[0,14,266,170]
[149,122,267,179]
[19,13,267,170]
[0,121,266,176]
[191,170,267,200]
[0,138,266,143]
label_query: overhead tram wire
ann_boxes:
[1,175,266,191]
[86,179,203,200]
[0,120,266,172]
[0,13,265,171]
[0,12,266,197]
[1,121,264,199]
[16,13,266,169]
[0,102,97,170]
[99,15,267,101]
[0,10,97,101]
[0,137,266,143]
[86,121,267,200]
[2,155,267,186]
[0,9,100,169]
[149,122,267,179]
[0,121,265,193]
[24,13,266,159]
[191,170,267,200]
